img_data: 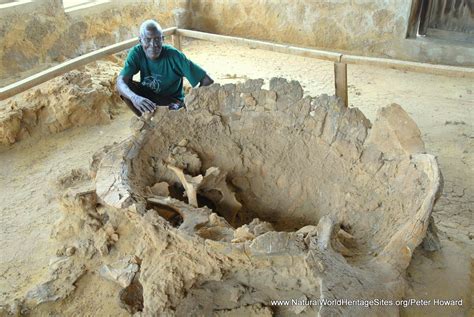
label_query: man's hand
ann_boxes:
[117,75,157,116]
[199,74,214,87]
[131,95,157,114]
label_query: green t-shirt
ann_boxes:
[120,44,206,101]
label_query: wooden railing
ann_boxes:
[1,27,473,104]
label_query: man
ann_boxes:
[117,20,214,116]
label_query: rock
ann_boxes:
[93,223,119,256]
[232,218,274,243]
[269,77,304,105]
[367,103,425,159]
[166,145,202,176]
[0,61,123,145]
[247,218,274,236]
[24,257,85,307]
[232,226,255,243]
[421,216,441,252]
[288,295,308,314]
[99,258,140,288]
[65,247,76,256]
[249,232,305,255]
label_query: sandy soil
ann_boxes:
[0,39,472,316]
[0,114,131,306]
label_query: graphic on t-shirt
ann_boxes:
[142,74,162,94]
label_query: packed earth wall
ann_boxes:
[188,0,473,66]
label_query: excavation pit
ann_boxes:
[91,78,441,316]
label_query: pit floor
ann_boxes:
[0,39,472,316]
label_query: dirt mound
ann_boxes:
[7,78,441,316]
[0,60,123,146]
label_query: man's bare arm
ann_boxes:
[199,74,214,87]
[116,75,156,113]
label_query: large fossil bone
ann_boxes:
[167,164,203,207]
[166,165,242,224]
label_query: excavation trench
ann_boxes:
[81,78,441,316]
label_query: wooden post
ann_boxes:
[172,34,182,51]
[334,62,348,107]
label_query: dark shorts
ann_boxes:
[120,81,185,116]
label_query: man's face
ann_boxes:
[140,27,164,60]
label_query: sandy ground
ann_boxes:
[0,115,131,308]
[0,39,473,316]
